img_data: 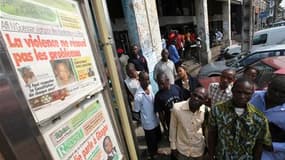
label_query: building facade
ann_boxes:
[107,0,243,65]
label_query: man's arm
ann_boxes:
[253,141,263,160]
[142,56,149,73]
[158,111,168,133]
[133,93,141,113]
[124,82,134,101]
[173,47,180,60]
[259,117,273,152]
[154,95,168,132]
[169,45,179,62]
[172,62,177,77]
[202,107,210,136]
[253,115,272,159]
[208,106,218,160]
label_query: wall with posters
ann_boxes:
[0,0,124,159]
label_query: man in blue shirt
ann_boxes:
[168,40,180,65]
[134,71,161,158]
[250,74,285,160]
[154,73,184,134]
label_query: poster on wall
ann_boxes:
[41,93,123,160]
[0,0,103,123]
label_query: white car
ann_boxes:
[199,44,285,77]
[222,26,285,59]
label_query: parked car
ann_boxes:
[252,56,285,88]
[199,56,285,90]
[221,26,285,60]
[198,44,285,77]
[270,20,285,27]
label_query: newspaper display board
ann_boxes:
[41,93,122,160]
[0,0,103,123]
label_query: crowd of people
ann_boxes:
[118,42,284,160]
[161,29,223,62]
[161,30,202,63]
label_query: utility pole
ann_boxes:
[241,0,253,54]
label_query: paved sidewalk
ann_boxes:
[182,39,239,76]
[182,45,222,76]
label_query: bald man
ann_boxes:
[250,74,285,160]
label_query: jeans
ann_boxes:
[144,125,161,155]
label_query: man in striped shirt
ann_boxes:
[208,69,236,107]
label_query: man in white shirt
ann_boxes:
[134,71,161,158]
[124,63,140,98]
[169,87,209,160]
[215,30,223,44]
[154,49,177,84]
[208,69,236,107]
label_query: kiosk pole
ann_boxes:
[91,0,138,159]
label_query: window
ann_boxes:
[231,49,285,69]
[237,51,271,67]
[251,62,276,89]
[253,34,267,45]
[236,50,285,67]
[272,21,285,27]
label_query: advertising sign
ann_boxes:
[0,0,103,123]
[41,93,122,160]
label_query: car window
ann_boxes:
[236,50,284,67]
[251,61,276,89]
[235,61,274,89]
[272,21,285,27]
[253,34,267,45]
[237,51,271,66]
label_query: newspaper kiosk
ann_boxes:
[0,0,132,159]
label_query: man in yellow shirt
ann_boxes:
[169,87,208,160]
